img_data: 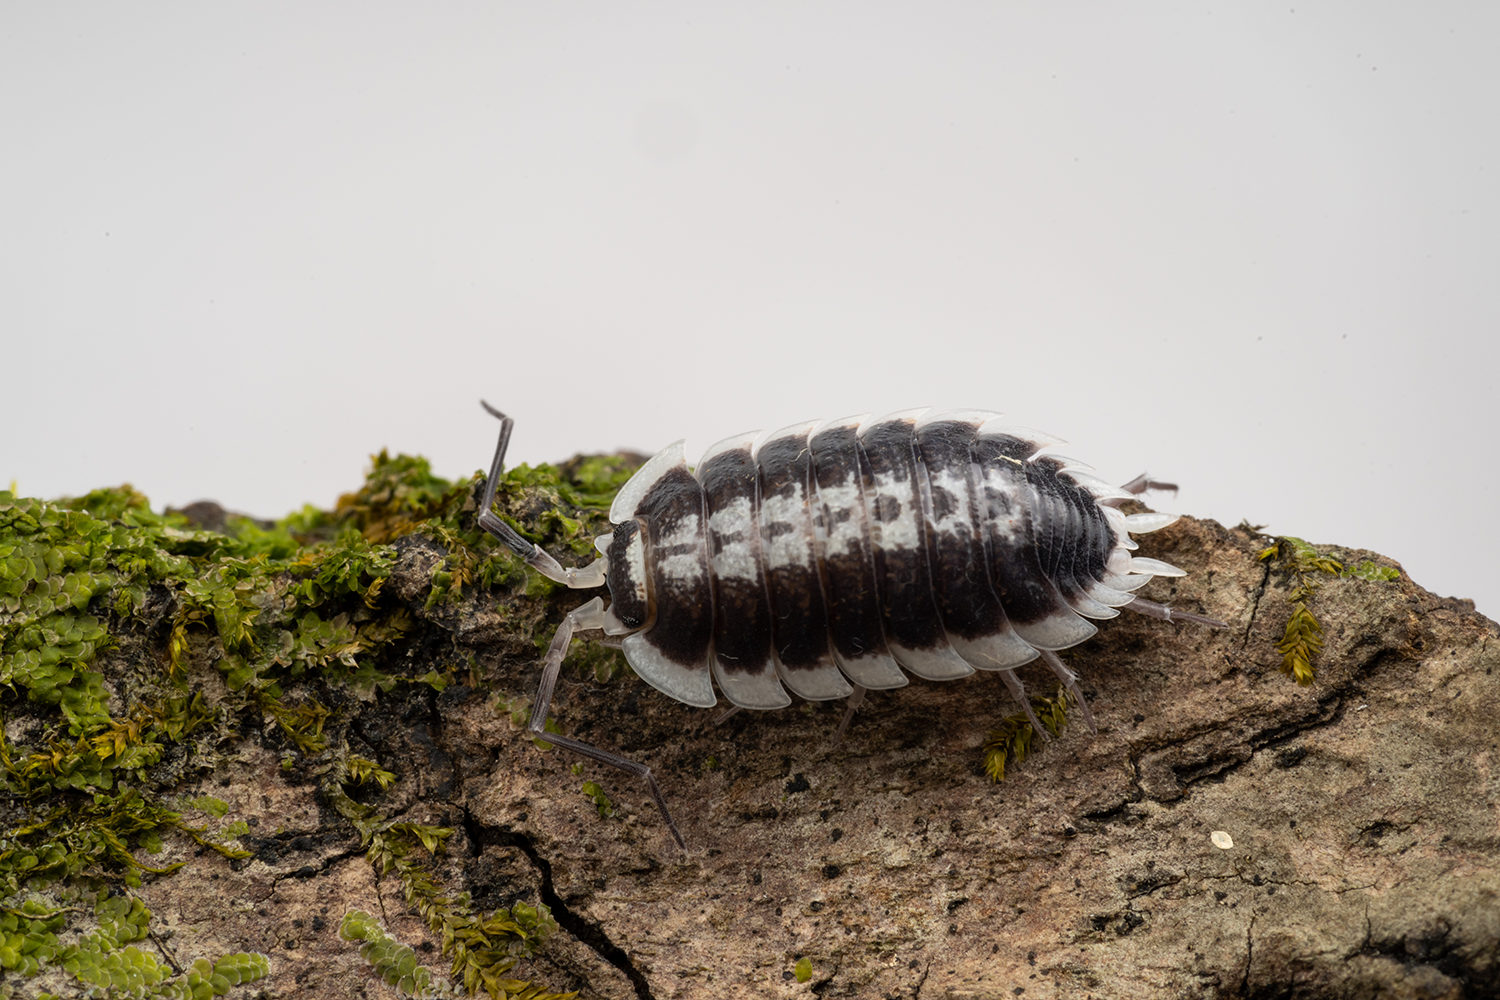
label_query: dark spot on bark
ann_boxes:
[1274,746,1307,768]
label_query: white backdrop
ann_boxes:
[4,4,1496,616]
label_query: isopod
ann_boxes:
[475,403,1225,847]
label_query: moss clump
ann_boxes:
[580,780,614,820]
[0,447,625,998]
[341,908,575,1000]
[982,685,1071,782]
[1257,535,1400,685]
[327,771,574,1000]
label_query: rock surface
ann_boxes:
[139,512,1499,999]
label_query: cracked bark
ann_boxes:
[133,506,1498,999]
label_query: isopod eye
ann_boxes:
[604,518,652,633]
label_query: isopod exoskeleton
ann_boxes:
[474,404,1225,848]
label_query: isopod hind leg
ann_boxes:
[1038,650,1098,735]
[1117,473,1179,496]
[476,401,606,589]
[1124,597,1228,629]
[998,671,1048,739]
[528,597,686,850]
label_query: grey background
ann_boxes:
[4,4,1495,616]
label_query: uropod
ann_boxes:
[475,403,1226,848]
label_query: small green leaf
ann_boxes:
[581,781,614,819]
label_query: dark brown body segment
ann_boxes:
[697,445,776,676]
[914,419,1008,642]
[757,426,851,700]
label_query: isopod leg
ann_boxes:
[1038,649,1097,735]
[998,671,1048,740]
[1117,473,1179,496]
[1124,597,1228,629]
[529,597,686,850]
[832,685,868,744]
[477,402,606,589]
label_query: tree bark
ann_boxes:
[131,503,1500,999]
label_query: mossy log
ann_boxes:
[1,452,1495,1000]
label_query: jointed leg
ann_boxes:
[479,403,681,847]
[998,670,1048,739]
[1038,649,1098,735]
[1124,597,1227,629]
[528,596,686,850]
[1118,473,1179,496]
[477,401,606,589]
[833,685,868,743]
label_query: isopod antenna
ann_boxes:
[476,402,686,850]
[477,401,607,589]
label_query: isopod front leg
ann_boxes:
[527,596,687,850]
[477,401,606,590]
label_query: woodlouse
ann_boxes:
[476,403,1225,847]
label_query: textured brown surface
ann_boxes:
[139,512,1499,999]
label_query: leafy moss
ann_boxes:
[1258,536,1400,684]
[341,908,576,1000]
[580,781,613,819]
[1343,559,1400,583]
[983,686,1071,782]
[334,451,467,545]
[0,440,630,997]
[325,775,573,1000]
[341,909,445,998]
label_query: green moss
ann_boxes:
[580,781,613,819]
[0,444,630,997]
[340,909,445,998]
[340,908,575,1000]
[346,757,397,790]
[325,775,573,1000]
[1258,536,1400,684]
[982,685,1071,782]
[334,451,467,545]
